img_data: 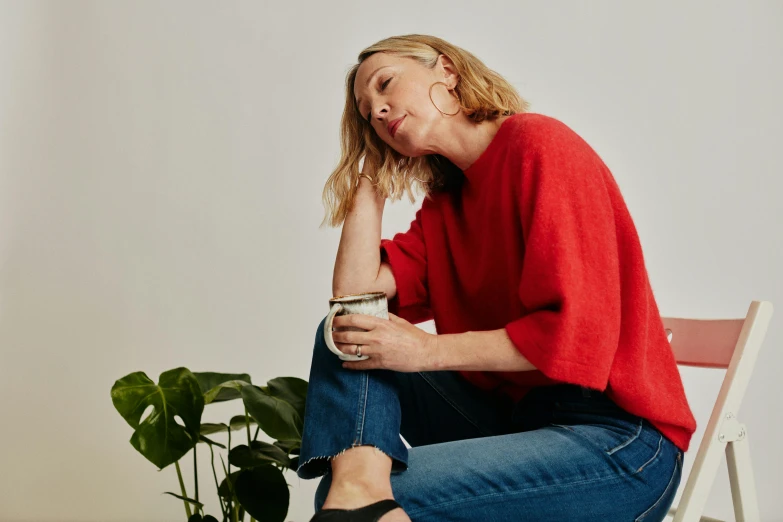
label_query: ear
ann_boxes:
[437,54,460,88]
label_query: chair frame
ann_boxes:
[663,300,773,522]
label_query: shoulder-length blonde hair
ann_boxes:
[321,34,531,228]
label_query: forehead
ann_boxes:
[354,54,408,103]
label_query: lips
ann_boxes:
[388,116,404,137]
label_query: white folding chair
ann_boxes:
[662,300,773,522]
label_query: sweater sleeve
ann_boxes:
[504,122,622,391]
[380,208,434,324]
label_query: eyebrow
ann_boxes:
[355,65,391,115]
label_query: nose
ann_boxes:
[368,103,388,122]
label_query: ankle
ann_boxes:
[329,476,393,499]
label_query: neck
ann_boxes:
[437,115,510,171]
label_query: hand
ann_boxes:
[331,312,438,372]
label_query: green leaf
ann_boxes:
[203,379,252,405]
[193,372,252,403]
[164,491,204,508]
[200,415,255,438]
[273,440,301,456]
[199,434,226,449]
[230,414,256,430]
[234,466,289,522]
[267,377,308,420]
[229,441,291,469]
[218,470,242,501]
[242,385,302,441]
[199,423,230,436]
[110,368,204,469]
[188,514,218,522]
[201,415,256,435]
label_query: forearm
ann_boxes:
[332,176,386,296]
[428,329,538,372]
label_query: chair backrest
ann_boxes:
[662,300,773,405]
[661,300,773,522]
[664,318,745,369]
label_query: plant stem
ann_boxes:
[194,443,199,507]
[220,454,234,521]
[244,407,252,445]
[253,425,260,441]
[209,442,227,516]
[227,427,232,475]
[174,461,192,519]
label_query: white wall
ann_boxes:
[1,1,781,521]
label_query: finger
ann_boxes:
[335,343,373,357]
[334,339,372,357]
[387,312,403,323]
[334,342,357,354]
[332,313,381,330]
[332,330,372,345]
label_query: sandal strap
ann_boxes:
[309,499,402,522]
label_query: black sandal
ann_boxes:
[309,499,403,521]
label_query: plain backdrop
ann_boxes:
[1,1,781,521]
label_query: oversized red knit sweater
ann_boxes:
[379,112,697,452]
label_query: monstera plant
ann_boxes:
[111,368,308,522]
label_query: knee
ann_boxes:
[313,471,332,512]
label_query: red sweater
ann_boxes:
[380,112,697,452]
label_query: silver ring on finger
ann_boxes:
[356,344,362,357]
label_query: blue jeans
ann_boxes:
[297,317,684,521]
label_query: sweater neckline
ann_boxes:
[462,113,521,182]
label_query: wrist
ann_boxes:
[356,175,386,204]
[425,334,444,371]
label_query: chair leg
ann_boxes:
[667,506,727,522]
[672,439,726,522]
[725,435,760,522]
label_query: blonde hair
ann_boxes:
[320,34,531,228]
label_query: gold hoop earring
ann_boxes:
[429,81,463,116]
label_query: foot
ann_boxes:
[321,480,410,522]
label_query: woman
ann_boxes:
[296,34,697,522]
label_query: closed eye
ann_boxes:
[366,77,392,122]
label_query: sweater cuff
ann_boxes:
[380,240,433,324]
[504,320,611,391]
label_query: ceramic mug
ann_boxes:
[324,291,389,361]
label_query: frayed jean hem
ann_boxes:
[296,442,408,480]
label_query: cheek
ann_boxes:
[401,116,432,146]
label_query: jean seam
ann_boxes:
[417,372,493,436]
[634,433,664,474]
[353,372,369,444]
[404,462,637,519]
[548,421,634,454]
[634,452,682,521]
[549,421,661,477]
[606,418,644,455]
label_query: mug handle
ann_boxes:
[324,303,370,361]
